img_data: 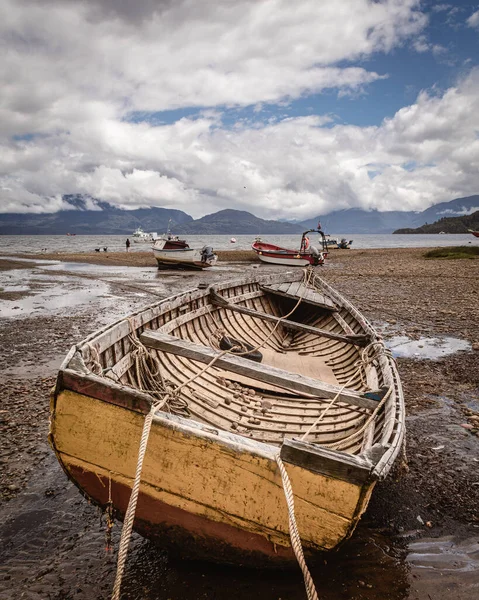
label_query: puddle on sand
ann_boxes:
[387,335,471,359]
[0,267,115,319]
[407,535,479,599]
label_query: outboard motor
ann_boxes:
[309,245,324,266]
[201,246,216,262]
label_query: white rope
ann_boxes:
[275,454,319,600]
[111,329,233,600]
[111,397,167,600]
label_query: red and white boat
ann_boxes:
[252,229,327,267]
[469,229,479,238]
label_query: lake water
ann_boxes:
[0,233,477,254]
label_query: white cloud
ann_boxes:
[467,10,479,29]
[2,0,478,219]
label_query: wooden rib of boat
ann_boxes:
[49,270,405,567]
[152,238,217,269]
[252,229,327,267]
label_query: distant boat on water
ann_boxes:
[132,227,157,243]
[468,229,479,238]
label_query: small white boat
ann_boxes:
[152,238,217,269]
[132,227,157,243]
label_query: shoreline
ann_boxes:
[6,249,258,266]
[2,245,468,268]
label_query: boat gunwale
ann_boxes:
[52,371,377,485]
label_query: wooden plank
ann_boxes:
[260,283,336,311]
[280,438,373,484]
[209,290,368,346]
[59,369,153,415]
[140,331,379,411]
[260,348,339,386]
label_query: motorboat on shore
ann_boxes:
[251,229,327,266]
[49,269,404,575]
[152,237,217,269]
[324,236,353,249]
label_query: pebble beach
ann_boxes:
[0,247,478,599]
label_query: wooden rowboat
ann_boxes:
[49,270,404,568]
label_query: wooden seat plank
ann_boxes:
[140,331,379,411]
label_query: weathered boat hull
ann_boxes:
[51,387,375,565]
[254,252,313,266]
[49,271,404,566]
[251,241,325,267]
[152,247,217,269]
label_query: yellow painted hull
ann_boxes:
[50,388,375,564]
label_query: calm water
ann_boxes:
[0,233,477,254]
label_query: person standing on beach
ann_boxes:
[126,238,130,252]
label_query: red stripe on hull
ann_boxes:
[67,464,299,567]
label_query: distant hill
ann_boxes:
[301,209,413,234]
[173,209,304,234]
[301,195,479,234]
[1,193,478,235]
[0,195,193,235]
[393,210,479,234]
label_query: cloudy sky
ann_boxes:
[1,0,479,219]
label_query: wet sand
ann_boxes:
[0,248,478,599]
[11,248,258,266]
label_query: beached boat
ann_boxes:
[252,229,327,266]
[152,238,217,269]
[49,269,405,570]
[324,236,353,250]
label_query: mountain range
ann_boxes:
[393,209,479,234]
[0,194,478,235]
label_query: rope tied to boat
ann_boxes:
[127,325,190,418]
[300,340,394,451]
[111,320,242,600]
[275,454,319,600]
[111,395,167,600]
